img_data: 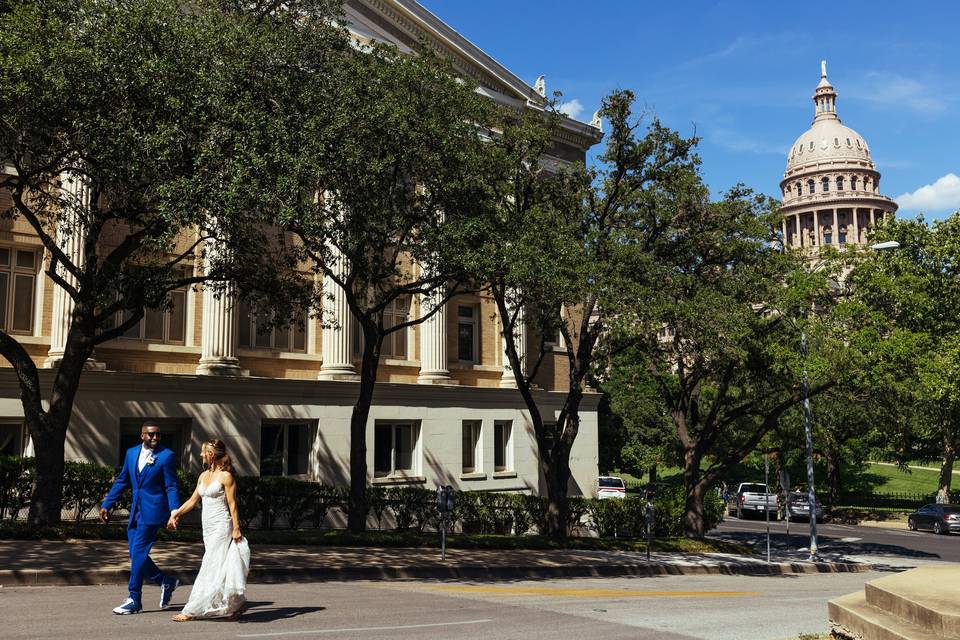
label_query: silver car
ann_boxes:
[786,491,823,521]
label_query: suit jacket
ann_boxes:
[102,444,180,526]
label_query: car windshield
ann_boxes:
[790,494,809,503]
[599,478,624,488]
[942,506,960,514]
[740,484,767,493]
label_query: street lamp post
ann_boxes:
[801,331,818,561]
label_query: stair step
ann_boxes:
[829,591,945,640]
[864,566,960,638]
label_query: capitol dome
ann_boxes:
[779,62,896,250]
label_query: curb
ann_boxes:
[0,560,873,587]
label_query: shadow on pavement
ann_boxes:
[237,601,326,624]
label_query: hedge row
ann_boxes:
[0,457,725,536]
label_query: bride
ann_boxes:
[168,439,249,621]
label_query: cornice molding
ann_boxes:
[0,369,600,411]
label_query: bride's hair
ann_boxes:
[203,439,234,475]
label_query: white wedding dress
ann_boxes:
[181,479,250,618]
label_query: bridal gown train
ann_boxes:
[180,479,250,618]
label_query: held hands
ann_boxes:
[99,508,109,524]
[167,512,179,530]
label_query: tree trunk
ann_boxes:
[681,447,706,538]
[544,440,571,540]
[26,329,92,525]
[938,428,956,497]
[825,449,842,506]
[347,338,380,533]
[648,463,658,486]
[683,480,708,539]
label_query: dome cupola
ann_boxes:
[778,61,897,251]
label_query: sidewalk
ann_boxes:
[0,539,873,586]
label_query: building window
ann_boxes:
[117,284,188,344]
[260,421,310,476]
[0,247,38,335]
[239,300,307,352]
[851,176,858,191]
[382,297,410,359]
[494,420,513,472]
[837,177,845,191]
[0,421,26,456]
[457,305,478,363]
[822,177,830,192]
[374,421,419,477]
[462,420,482,474]
[807,180,815,195]
[839,225,847,245]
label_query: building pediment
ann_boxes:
[345,0,602,152]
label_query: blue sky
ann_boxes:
[419,1,960,220]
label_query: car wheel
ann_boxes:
[934,520,945,535]
[908,517,917,531]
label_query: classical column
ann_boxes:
[417,288,453,384]
[852,208,860,246]
[832,209,839,246]
[318,244,357,380]
[813,211,821,247]
[781,219,788,248]
[870,209,876,228]
[45,173,99,368]
[196,237,241,375]
[500,299,526,389]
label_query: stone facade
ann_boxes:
[0,0,603,499]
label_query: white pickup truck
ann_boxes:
[733,482,779,519]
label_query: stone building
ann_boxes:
[780,62,897,250]
[0,0,603,499]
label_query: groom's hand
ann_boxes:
[99,508,109,524]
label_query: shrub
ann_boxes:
[311,485,345,529]
[477,492,514,535]
[62,461,115,523]
[235,475,261,529]
[522,494,550,534]
[506,494,532,535]
[258,476,317,529]
[386,486,423,531]
[0,456,34,520]
[454,491,484,533]
[586,498,630,537]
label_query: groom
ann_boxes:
[100,422,181,615]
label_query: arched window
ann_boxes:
[807,180,816,195]
[836,176,845,191]
[850,176,858,191]
[823,227,832,245]
[796,182,802,195]
[822,177,830,192]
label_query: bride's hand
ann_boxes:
[232,527,242,542]
[167,513,179,530]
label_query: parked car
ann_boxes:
[732,482,779,519]
[785,491,823,522]
[907,504,960,534]
[596,476,627,499]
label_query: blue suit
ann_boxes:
[102,444,181,603]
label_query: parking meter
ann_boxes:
[644,499,654,561]
[436,485,454,561]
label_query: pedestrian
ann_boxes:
[100,422,181,615]
[168,439,249,621]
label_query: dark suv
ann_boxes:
[786,491,823,522]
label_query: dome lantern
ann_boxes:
[813,60,839,122]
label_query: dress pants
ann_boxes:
[127,519,165,602]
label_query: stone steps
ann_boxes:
[829,565,960,639]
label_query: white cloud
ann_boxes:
[896,173,960,213]
[851,72,948,115]
[559,99,584,120]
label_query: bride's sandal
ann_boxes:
[171,613,195,622]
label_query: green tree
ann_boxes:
[846,214,960,495]
[280,44,501,532]
[0,0,346,523]
[466,90,698,538]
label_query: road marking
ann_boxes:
[839,537,862,542]
[236,619,493,638]
[407,585,759,598]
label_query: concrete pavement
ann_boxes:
[0,538,872,587]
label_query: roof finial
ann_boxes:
[821,60,827,79]
[534,75,546,98]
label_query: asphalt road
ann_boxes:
[0,572,884,640]
[712,516,960,564]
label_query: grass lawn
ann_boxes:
[861,462,943,495]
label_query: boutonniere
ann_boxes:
[146,454,157,466]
